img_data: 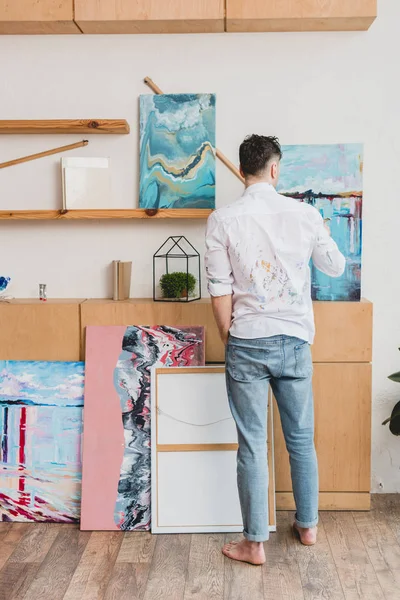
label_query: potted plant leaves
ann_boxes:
[160,272,197,300]
[153,236,201,302]
[382,348,400,436]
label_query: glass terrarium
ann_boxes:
[153,236,201,302]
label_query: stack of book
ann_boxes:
[112,261,132,301]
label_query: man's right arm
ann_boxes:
[311,211,346,277]
[205,213,234,344]
[210,295,233,346]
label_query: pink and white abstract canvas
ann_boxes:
[81,325,205,531]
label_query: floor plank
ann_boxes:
[0,523,30,570]
[374,494,400,546]
[0,522,12,540]
[105,563,150,600]
[224,533,264,600]
[353,501,400,600]
[262,512,305,600]
[287,511,345,600]
[7,523,61,564]
[322,512,385,600]
[184,534,225,600]
[116,532,156,564]
[0,562,40,600]
[21,525,91,600]
[142,534,192,600]
[104,532,157,600]
[63,531,122,600]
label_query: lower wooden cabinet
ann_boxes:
[0,298,372,510]
[274,362,372,508]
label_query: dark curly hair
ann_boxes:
[239,135,282,177]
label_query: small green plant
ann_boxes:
[160,272,197,299]
[382,348,400,436]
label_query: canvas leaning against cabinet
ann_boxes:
[80,325,205,532]
[151,366,276,534]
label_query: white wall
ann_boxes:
[1,0,399,492]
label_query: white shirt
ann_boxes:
[205,182,346,343]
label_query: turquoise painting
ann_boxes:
[0,361,84,522]
[139,94,216,209]
[278,144,363,301]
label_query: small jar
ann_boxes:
[39,284,47,302]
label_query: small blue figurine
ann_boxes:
[0,276,11,293]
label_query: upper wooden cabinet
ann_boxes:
[0,0,378,34]
[74,0,225,34]
[226,0,377,32]
[0,0,80,34]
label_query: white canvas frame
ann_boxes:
[61,157,111,210]
[151,366,276,534]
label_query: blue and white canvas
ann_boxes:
[139,94,216,209]
[278,144,363,301]
[0,361,84,522]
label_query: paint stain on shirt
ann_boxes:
[249,259,302,306]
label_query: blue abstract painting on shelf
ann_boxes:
[139,93,216,210]
[0,361,84,522]
[278,144,363,301]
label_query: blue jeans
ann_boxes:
[226,334,319,542]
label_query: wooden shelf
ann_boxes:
[0,209,212,220]
[0,120,130,134]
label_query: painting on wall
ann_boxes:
[139,93,216,210]
[0,361,84,522]
[81,325,205,531]
[278,144,363,301]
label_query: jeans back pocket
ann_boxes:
[294,341,313,378]
[226,343,269,382]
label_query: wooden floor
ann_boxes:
[1,495,400,600]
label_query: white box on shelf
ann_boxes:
[61,157,111,210]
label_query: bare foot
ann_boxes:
[293,522,317,546]
[222,539,266,565]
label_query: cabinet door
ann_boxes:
[226,0,377,32]
[75,0,225,34]
[0,300,82,361]
[0,0,79,34]
[274,363,372,493]
[313,300,372,363]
